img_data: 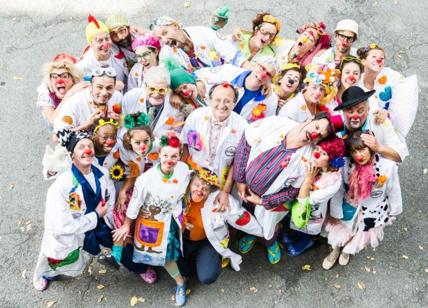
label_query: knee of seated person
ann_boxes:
[198,271,220,285]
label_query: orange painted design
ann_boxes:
[148,152,159,161]
[134,218,164,248]
[378,75,387,85]
[62,115,73,125]
[113,150,120,160]
[139,97,145,104]
[165,117,175,125]
[128,161,141,178]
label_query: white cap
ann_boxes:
[335,19,359,38]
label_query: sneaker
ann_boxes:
[97,254,120,270]
[139,267,157,284]
[175,282,187,306]
[33,277,49,291]
[266,241,281,264]
[238,235,257,254]
[322,247,341,270]
[338,252,350,266]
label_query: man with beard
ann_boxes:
[312,19,359,69]
[233,112,338,264]
[335,86,408,163]
[54,65,122,133]
[150,16,253,71]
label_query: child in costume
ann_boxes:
[179,170,263,284]
[113,132,191,306]
[322,131,402,269]
[285,136,345,256]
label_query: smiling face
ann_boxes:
[303,81,326,104]
[136,46,159,70]
[335,30,355,54]
[154,24,185,48]
[363,49,385,73]
[90,75,115,106]
[91,32,112,59]
[296,27,319,54]
[247,63,274,89]
[146,80,169,106]
[160,145,180,174]
[190,176,210,203]
[130,129,152,156]
[210,85,236,122]
[50,68,74,99]
[343,101,369,131]
[300,118,330,144]
[253,23,277,48]
[350,146,372,165]
[72,138,94,168]
[341,62,361,89]
[279,69,301,95]
[176,83,198,100]
[94,124,117,155]
[311,145,330,169]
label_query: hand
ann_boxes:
[361,132,380,152]
[213,190,230,212]
[277,98,287,110]
[169,93,184,110]
[305,161,319,182]
[261,82,273,97]
[95,200,108,218]
[235,182,248,202]
[231,28,242,42]
[112,224,130,242]
[196,80,206,100]
[107,111,121,122]
[115,80,125,92]
[246,189,262,205]
[374,109,388,125]
[84,109,104,129]
[115,191,128,213]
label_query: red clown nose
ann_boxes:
[376,58,383,64]
[313,152,321,159]
[310,132,319,140]
[260,72,267,79]
[56,79,65,85]
[182,89,192,97]
[347,76,356,82]
[84,149,93,155]
[355,156,364,162]
[106,139,116,146]
[352,115,360,120]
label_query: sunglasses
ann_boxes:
[50,72,71,79]
[136,50,154,61]
[147,86,168,95]
[91,66,116,78]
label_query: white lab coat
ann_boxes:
[312,47,357,68]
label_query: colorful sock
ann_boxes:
[111,245,123,263]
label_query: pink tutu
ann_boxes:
[324,218,353,248]
[343,226,385,255]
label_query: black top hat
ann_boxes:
[334,86,375,111]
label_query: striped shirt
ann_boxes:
[233,134,300,210]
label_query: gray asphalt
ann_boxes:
[0,1,427,307]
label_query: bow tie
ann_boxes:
[211,119,227,128]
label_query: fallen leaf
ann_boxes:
[424,268,428,273]
[268,284,272,288]
[335,273,340,278]
[13,76,23,80]
[98,267,107,274]
[333,283,341,289]
[46,300,56,307]
[171,295,175,301]
[137,297,145,303]
[130,296,138,306]
[220,288,224,293]
[96,284,105,290]
[418,245,423,250]
[403,227,408,232]
[88,265,93,275]
[8,184,15,190]
[372,270,377,274]
[401,255,409,260]
[183,1,191,8]
[357,281,366,289]
[26,223,32,231]
[249,287,258,293]
[364,266,371,273]
[302,264,312,271]
[186,289,191,295]
[97,295,105,303]
[21,269,27,279]
[423,168,428,175]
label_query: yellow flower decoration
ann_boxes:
[369,43,378,49]
[110,164,125,180]
[262,14,281,32]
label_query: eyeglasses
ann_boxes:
[136,50,154,61]
[91,66,117,78]
[50,72,71,79]
[336,33,355,43]
[147,86,168,95]
[258,27,276,39]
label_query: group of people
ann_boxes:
[34,9,418,306]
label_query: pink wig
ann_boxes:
[296,22,331,66]
[318,136,345,162]
[132,35,161,52]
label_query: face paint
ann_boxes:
[166,160,175,166]
[376,58,383,64]
[56,79,65,85]
[310,132,319,140]
[313,151,321,159]
[102,42,110,50]
[140,144,148,153]
[84,149,93,156]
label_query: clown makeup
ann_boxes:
[341,62,361,89]
[253,22,277,48]
[110,26,131,48]
[210,85,236,122]
[154,24,186,49]
[146,80,169,106]
[335,30,355,53]
[176,83,198,100]
[91,32,112,60]
[160,145,180,174]
[136,46,158,70]
[364,49,385,73]
[279,70,301,95]
[72,138,95,168]
[130,129,152,156]
[296,27,319,54]
[343,102,369,131]
[50,68,74,99]
[311,145,329,169]
[303,82,326,104]
[351,146,372,165]
[300,118,330,144]
[190,176,210,203]
[91,75,115,106]
[94,124,117,155]
[247,63,274,89]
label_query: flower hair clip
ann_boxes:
[124,112,150,129]
[330,157,345,169]
[160,132,181,148]
[262,14,281,32]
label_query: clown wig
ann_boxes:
[317,136,345,168]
